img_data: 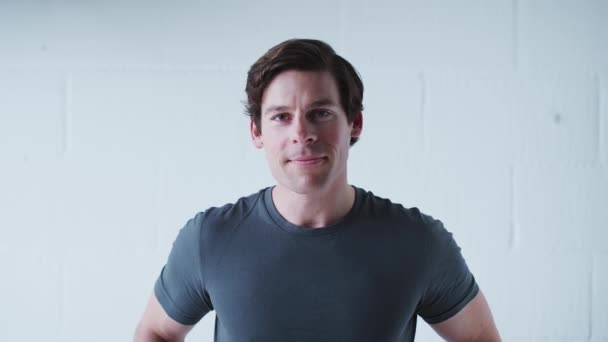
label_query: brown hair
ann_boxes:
[245,38,364,146]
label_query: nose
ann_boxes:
[291,115,317,145]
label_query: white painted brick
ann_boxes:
[357,69,424,164]
[593,253,608,338]
[416,162,511,254]
[0,247,61,341]
[0,159,68,250]
[0,143,160,261]
[426,71,598,164]
[69,69,260,253]
[0,70,64,161]
[60,246,161,341]
[196,0,341,67]
[425,71,517,165]
[349,69,424,197]
[518,0,608,73]
[342,0,513,71]
[58,159,159,252]
[0,1,340,68]
[516,164,608,252]
[472,250,590,339]
[69,69,246,163]
[512,72,599,164]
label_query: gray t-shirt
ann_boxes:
[154,186,479,341]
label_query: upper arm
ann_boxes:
[414,214,499,340]
[430,290,500,342]
[153,212,213,324]
[134,292,195,342]
[135,213,213,341]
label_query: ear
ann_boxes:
[250,120,264,149]
[350,112,363,139]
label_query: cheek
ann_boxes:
[322,126,349,146]
[263,139,286,163]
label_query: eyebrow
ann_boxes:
[309,98,338,109]
[263,105,290,116]
[263,98,338,116]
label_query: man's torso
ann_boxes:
[155,186,478,342]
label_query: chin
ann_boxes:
[281,176,332,195]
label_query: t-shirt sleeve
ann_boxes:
[417,215,479,324]
[154,212,213,325]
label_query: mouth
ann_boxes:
[288,157,327,166]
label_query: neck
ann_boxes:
[272,181,356,229]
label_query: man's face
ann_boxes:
[251,70,362,195]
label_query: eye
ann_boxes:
[272,113,290,122]
[313,110,332,120]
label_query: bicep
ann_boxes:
[135,292,195,342]
[153,212,212,324]
[430,291,500,342]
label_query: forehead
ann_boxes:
[261,70,340,109]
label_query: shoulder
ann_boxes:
[356,187,434,227]
[356,187,452,243]
[184,188,266,240]
[200,189,264,224]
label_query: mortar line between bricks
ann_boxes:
[154,166,164,254]
[589,254,594,339]
[0,64,250,72]
[338,0,347,52]
[512,0,519,70]
[154,166,165,255]
[420,72,427,159]
[62,72,73,161]
[599,74,605,166]
[58,251,65,338]
[508,164,518,251]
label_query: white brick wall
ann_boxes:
[0,1,606,341]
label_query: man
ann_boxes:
[134,39,500,342]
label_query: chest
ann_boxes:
[206,230,426,340]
